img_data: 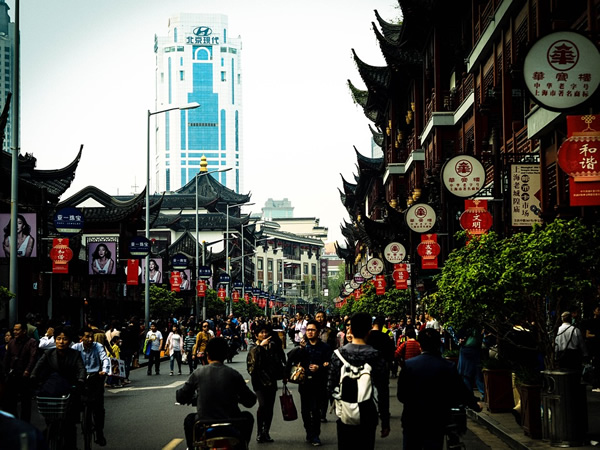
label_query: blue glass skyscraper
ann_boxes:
[154,13,243,193]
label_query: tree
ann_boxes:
[430,219,600,369]
[350,282,411,318]
[150,285,183,320]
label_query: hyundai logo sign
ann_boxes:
[193,26,213,37]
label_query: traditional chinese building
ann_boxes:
[338,0,600,294]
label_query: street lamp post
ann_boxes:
[225,202,253,315]
[145,102,199,331]
[196,167,231,321]
[240,221,265,300]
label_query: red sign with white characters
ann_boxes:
[197,280,207,297]
[170,271,182,292]
[460,200,492,236]
[417,234,441,269]
[244,293,250,304]
[558,114,600,206]
[393,263,409,289]
[232,290,240,303]
[51,238,73,274]
[218,287,226,301]
[375,274,386,295]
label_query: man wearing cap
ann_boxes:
[555,311,587,370]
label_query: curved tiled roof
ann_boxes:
[374,9,402,41]
[177,170,250,204]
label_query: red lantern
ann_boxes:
[460,200,492,235]
[51,238,73,274]
[558,115,600,181]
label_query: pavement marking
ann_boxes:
[106,380,185,393]
[162,438,183,450]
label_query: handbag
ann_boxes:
[279,384,298,421]
[182,352,188,363]
[143,339,152,356]
[288,363,305,384]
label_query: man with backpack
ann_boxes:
[327,312,390,449]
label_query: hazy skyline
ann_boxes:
[11,0,400,244]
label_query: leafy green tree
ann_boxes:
[431,219,600,369]
[350,282,411,318]
[150,285,183,320]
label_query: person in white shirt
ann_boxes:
[146,323,163,375]
[165,325,183,375]
[39,326,56,351]
[294,312,308,346]
[555,311,587,370]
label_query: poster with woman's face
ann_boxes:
[141,258,163,284]
[88,240,118,275]
[180,269,191,290]
[0,213,37,258]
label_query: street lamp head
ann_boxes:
[181,102,201,110]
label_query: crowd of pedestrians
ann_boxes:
[2,303,598,450]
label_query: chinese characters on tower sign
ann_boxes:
[441,155,485,197]
[523,31,600,111]
[510,165,543,226]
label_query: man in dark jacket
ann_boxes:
[2,322,38,421]
[177,337,256,450]
[287,319,332,446]
[397,328,483,450]
[328,312,390,450]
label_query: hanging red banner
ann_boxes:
[392,263,409,289]
[197,280,207,297]
[460,200,492,236]
[252,296,258,304]
[269,301,274,308]
[244,292,250,304]
[218,287,226,301]
[170,271,182,292]
[375,275,386,295]
[126,259,139,285]
[51,238,72,274]
[557,114,600,206]
[232,290,240,303]
[417,234,441,269]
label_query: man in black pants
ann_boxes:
[177,337,257,449]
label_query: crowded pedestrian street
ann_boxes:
[26,339,511,450]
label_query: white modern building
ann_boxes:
[154,13,243,194]
[0,0,15,153]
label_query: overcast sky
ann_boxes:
[10,0,400,244]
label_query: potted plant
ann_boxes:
[481,356,514,413]
[514,364,543,439]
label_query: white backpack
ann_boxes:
[331,349,374,425]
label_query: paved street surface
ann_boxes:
[29,349,509,449]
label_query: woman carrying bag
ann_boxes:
[247,322,286,443]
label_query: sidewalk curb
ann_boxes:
[467,409,530,450]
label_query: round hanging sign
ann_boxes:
[384,242,406,263]
[366,257,384,275]
[405,203,437,233]
[360,265,373,280]
[523,31,600,111]
[441,155,486,197]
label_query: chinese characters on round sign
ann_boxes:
[523,31,600,111]
[405,203,436,233]
[384,242,406,263]
[441,155,485,197]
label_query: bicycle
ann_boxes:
[81,372,102,450]
[36,393,71,450]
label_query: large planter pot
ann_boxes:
[519,384,542,439]
[483,368,514,413]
